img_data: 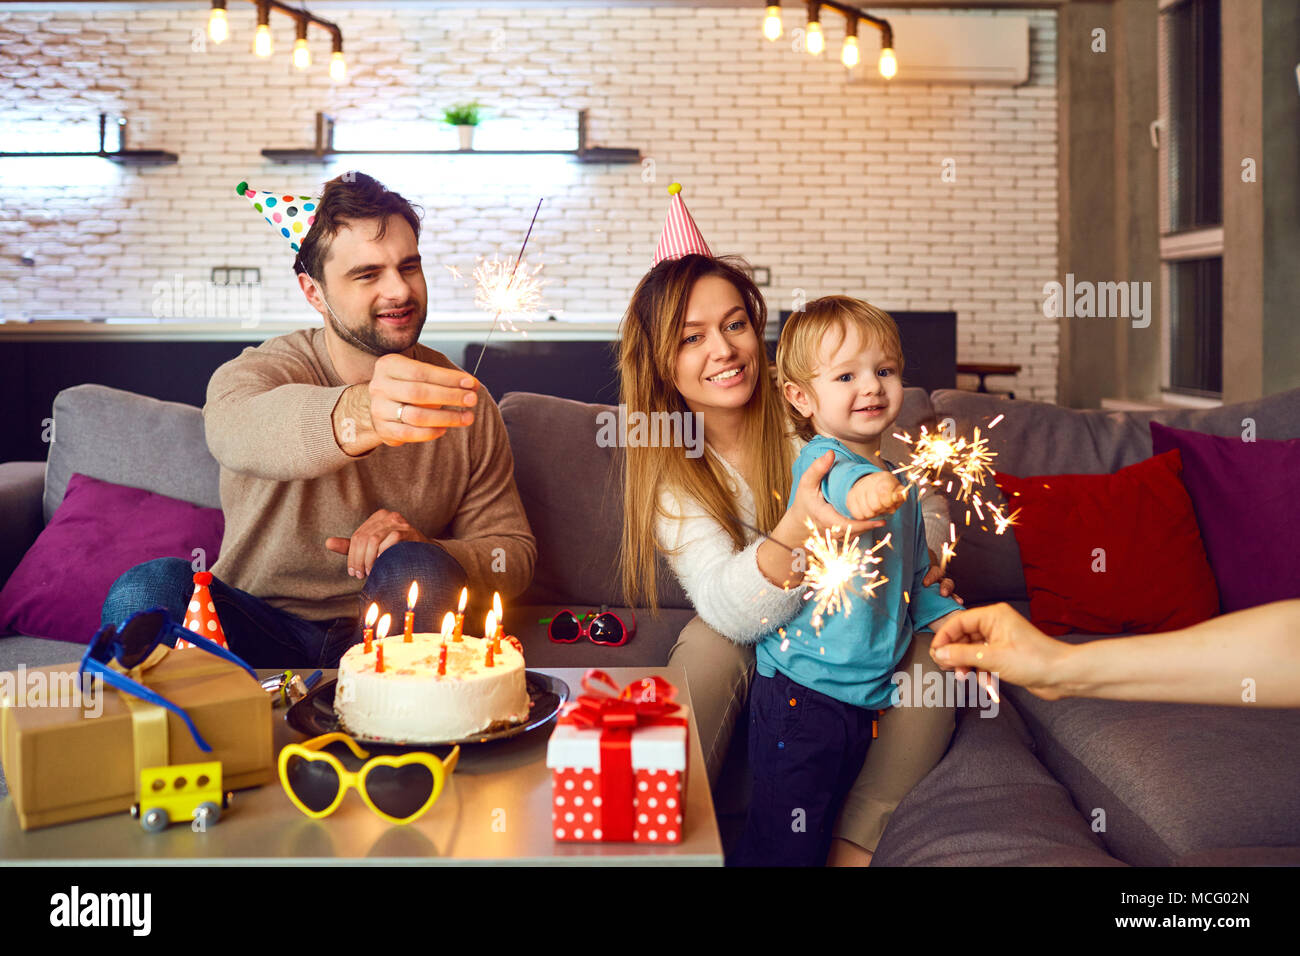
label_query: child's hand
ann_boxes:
[924,549,964,604]
[846,471,907,520]
[925,609,964,634]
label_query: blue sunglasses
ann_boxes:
[80,607,257,752]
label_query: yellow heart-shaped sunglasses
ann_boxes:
[278,732,459,825]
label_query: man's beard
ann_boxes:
[324,301,426,357]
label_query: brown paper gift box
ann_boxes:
[0,649,273,830]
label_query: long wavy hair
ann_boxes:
[618,255,794,615]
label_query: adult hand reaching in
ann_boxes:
[929,602,1071,700]
[929,599,1300,708]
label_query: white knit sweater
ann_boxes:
[654,440,951,645]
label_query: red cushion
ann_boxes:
[993,450,1219,636]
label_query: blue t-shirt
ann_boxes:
[754,435,964,709]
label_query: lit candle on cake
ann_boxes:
[363,602,378,653]
[438,612,454,677]
[453,587,467,641]
[375,613,391,673]
[404,581,418,643]
[484,611,496,667]
[491,592,505,652]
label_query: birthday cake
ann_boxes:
[335,633,530,743]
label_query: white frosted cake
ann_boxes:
[335,633,530,743]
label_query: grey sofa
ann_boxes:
[2,382,1298,865]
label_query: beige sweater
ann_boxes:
[204,328,536,622]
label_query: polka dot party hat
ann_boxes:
[177,571,228,650]
[236,181,319,254]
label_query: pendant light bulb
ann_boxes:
[841,35,859,68]
[878,46,897,79]
[763,6,783,42]
[208,4,228,45]
[806,21,824,56]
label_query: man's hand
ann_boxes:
[333,354,480,456]
[924,548,964,604]
[845,471,907,520]
[325,508,429,578]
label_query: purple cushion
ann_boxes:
[1150,422,1300,613]
[0,473,224,643]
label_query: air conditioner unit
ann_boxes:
[848,14,1031,86]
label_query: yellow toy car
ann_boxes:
[130,761,232,833]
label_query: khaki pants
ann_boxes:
[668,615,955,853]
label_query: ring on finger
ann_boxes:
[395,402,406,423]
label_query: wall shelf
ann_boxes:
[261,111,641,165]
[0,114,177,166]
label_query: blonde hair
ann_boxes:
[775,295,905,440]
[619,255,795,615]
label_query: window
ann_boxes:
[1158,0,1223,398]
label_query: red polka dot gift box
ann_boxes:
[546,671,689,844]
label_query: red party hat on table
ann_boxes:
[653,182,713,265]
[177,571,227,649]
[236,181,319,254]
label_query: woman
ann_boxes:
[618,252,960,866]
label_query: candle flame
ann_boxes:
[485,610,496,638]
[493,591,503,620]
[376,613,391,640]
[458,587,468,612]
[441,611,456,638]
[407,581,419,609]
[365,602,378,627]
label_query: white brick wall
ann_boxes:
[0,3,1059,401]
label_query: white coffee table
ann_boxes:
[0,666,723,866]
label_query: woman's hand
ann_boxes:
[923,549,963,604]
[789,450,888,539]
[759,451,886,589]
[929,603,1073,700]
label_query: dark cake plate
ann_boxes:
[285,670,571,752]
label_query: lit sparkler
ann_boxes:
[800,518,889,635]
[892,425,997,507]
[472,253,546,324]
[444,198,546,380]
[891,416,1017,570]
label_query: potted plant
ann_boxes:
[443,102,483,151]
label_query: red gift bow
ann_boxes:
[557,670,686,841]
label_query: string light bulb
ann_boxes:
[841,36,859,67]
[293,18,311,69]
[207,1,228,45]
[806,22,824,55]
[763,5,783,42]
[253,2,272,57]
[878,45,897,79]
[330,36,346,81]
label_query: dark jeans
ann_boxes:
[100,541,469,669]
[730,672,876,867]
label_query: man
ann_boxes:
[103,173,536,667]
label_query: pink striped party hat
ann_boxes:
[653,182,712,265]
